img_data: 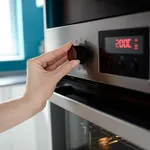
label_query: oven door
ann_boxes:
[49,77,150,150]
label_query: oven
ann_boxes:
[44,1,150,150]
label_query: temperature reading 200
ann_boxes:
[105,35,143,54]
[116,38,132,49]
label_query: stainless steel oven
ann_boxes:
[44,1,150,150]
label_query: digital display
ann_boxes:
[105,36,144,54]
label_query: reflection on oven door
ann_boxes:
[89,123,138,150]
[65,110,143,150]
[65,112,89,150]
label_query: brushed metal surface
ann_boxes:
[44,10,150,94]
[50,93,150,150]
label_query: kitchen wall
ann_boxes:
[0,84,52,150]
[21,0,44,59]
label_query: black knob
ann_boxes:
[68,45,89,64]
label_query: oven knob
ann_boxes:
[68,45,90,64]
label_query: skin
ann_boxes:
[0,42,80,133]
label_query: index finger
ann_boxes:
[37,41,73,63]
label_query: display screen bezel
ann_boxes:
[98,27,149,79]
[99,27,149,56]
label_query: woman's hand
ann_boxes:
[0,42,80,133]
[24,41,80,111]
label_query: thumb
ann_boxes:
[54,60,80,82]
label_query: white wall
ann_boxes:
[0,86,13,150]
[0,84,52,150]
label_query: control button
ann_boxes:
[131,63,138,72]
[120,56,124,61]
[131,57,138,72]
[134,57,138,62]
[118,61,125,69]
[108,59,112,68]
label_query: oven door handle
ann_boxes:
[55,86,75,96]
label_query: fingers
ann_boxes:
[47,52,67,66]
[46,55,68,71]
[54,60,80,82]
[37,41,73,63]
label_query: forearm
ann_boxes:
[0,42,78,133]
[0,95,41,133]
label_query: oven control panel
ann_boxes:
[99,27,149,79]
[45,11,150,94]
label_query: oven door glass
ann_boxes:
[50,103,144,150]
[50,77,150,150]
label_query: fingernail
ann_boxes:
[67,41,73,45]
[71,60,80,67]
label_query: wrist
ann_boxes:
[22,92,46,114]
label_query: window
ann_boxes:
[0,0,44,72]
[36,0,44,7]
[0,0,24,62]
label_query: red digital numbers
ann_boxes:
[116,38,132,49]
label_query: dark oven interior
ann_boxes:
[51,103,146,150]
